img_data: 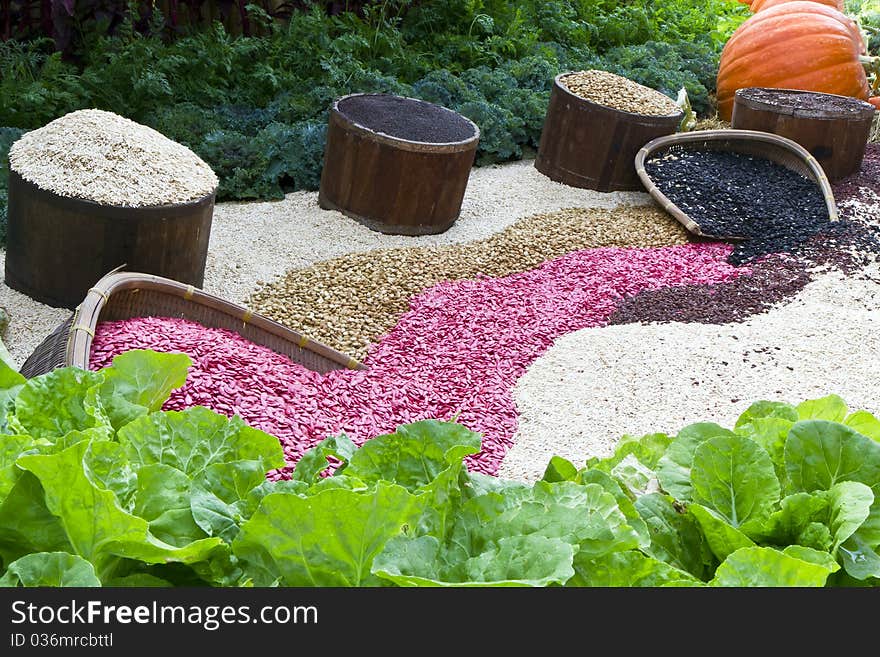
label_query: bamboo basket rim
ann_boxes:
[332,92,481,152]
[634,129,839,240]
[64,270,367,372]
[553,72,684,123]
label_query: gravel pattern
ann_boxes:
[606,253,812,325]
[1,159,650,368]
[248,205,688,359]
[561,70,680,116]
[9,109,218,207]
[91,243,744,477]
[500,265,880,482]
[833,143,880,203]
[338,94,475,143]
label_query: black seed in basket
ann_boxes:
[644,147,830,264]
[337,94,475,144]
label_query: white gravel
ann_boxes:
[0,158,649,368]
[498,264,880,482]
[9,109,218,207]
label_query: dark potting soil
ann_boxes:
[645,147,835,264]
[607,254,813,326]
[337,94,475,143]
[737,88,874,116]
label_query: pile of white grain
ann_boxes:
[9,109,217,207]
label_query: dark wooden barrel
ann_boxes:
[5,170,214,309]
[535,73,683,192]
[318,93,480,236]
[731,87,875,181]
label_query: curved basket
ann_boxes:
[19,271,367,379]
[634,129,839,239]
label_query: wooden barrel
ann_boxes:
[318,93,480,236]
[731,87,875,181]
[535,73,683,192]
[5,170,214,309]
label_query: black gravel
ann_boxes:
[646,147,844,265]
[337,94,475,144]
[607,254,813,326]
[834,143,880,205]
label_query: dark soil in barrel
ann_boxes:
[644,147,834,264]
[337,94,475,144]
[607,254,813,325]
[737,88,874,116]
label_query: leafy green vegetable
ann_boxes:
[656,423,737,501]
[0,552,100,587]
[710,547,836,587]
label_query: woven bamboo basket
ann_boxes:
[19,270,367,379]
[634,129,839,239]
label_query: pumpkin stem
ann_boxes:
[860,55,880,93]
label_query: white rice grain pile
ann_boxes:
[9,109,218,207]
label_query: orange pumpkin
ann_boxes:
[869,96,880,110]
[750,0,844,12]
[716,2,869,121]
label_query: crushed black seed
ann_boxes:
[337,94,475,143]
[606,253,813,325]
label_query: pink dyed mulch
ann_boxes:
[90,242,743,476]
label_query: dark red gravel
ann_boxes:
[833,143,880,204]
[606,253,812,326]
[338,94,475,143]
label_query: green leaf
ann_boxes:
[82,440,136,509]
[10,368,109,441]
[0,472,71,566]
[451,482,640,561]
[292,434,356,483]
[691,434,780,529]
[711,546,835,587]
[233,483,423,586]
[784,420,880,493]
[844,410,880,442]
[734,417,792,484]
[373,534,575,587]
[0,360,25,434]
[782,545,840,574]
[0,552,100,587]
[345,420,481,490]
[16,441,222,576]
[569,550,702,587]
[747,492,830,547]
[104,573,173,587]
[838,534,880,580]
[688,503,755,562]
[578,469,649,549]
[119,407,284,476]
[797,395,848,422]
[134,464,206,547]
[635,493,713,580]
[542,455,579,483]
[190,460,269,543]
[657,423,737,500]
[0,434,35,502]
[96,350,191,430]
[825,481,874,552]
[586,432,670,494]
[735,400,798,427]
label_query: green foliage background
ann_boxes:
[0,0,748,233]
